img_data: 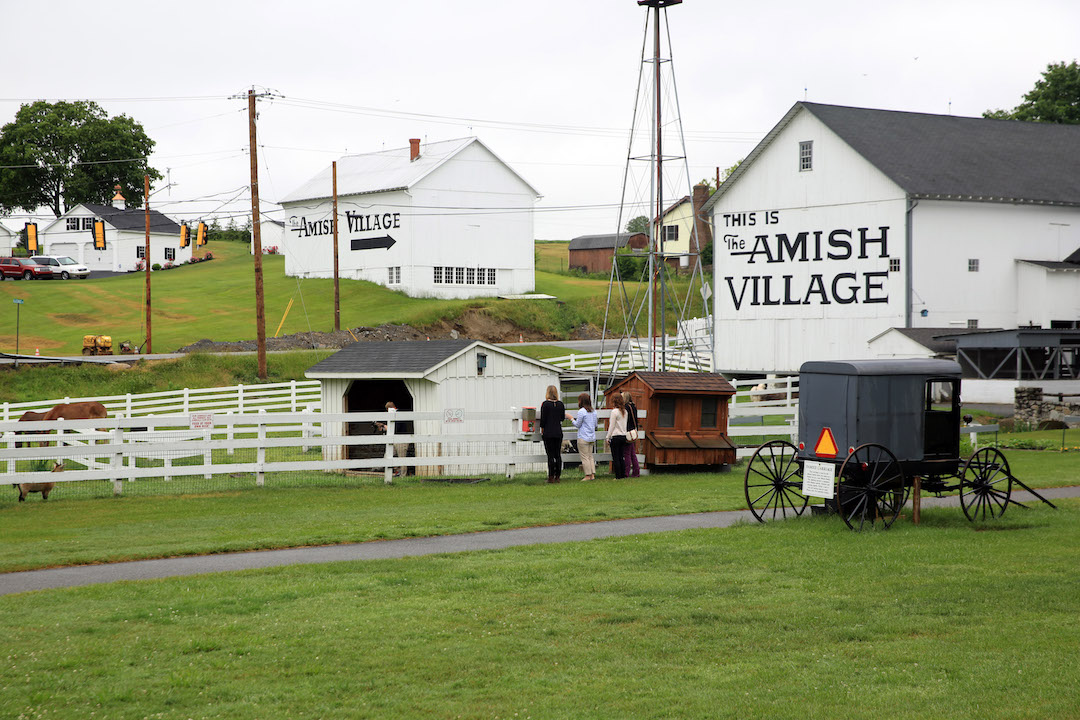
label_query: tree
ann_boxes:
[983,60,1080,124]
[625,215,649,234]
[0,100,161,217]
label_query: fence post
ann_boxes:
[183,388,190,414]
[125,393,133,417]
[226,411,235,457]
[2,402,8,422]
[111,420,124,496]
[290,380,298,412]
[256,409,266,487]
[507,407,517,478]
[238,384,245,414]
[302,406,312,452]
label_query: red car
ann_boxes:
[0,257,55,280]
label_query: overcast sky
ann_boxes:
[2,0,1078,240]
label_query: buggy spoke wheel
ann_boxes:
[960,447,1013,522]
[744,440,808,523]
[837,443,905,531]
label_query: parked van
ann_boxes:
[29,255,91,279]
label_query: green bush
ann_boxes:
[151,263,162,271]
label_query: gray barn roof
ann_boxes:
[705,102,1080,211]
[305,339,562,378]
[568,233,643,251]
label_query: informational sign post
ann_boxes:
[802,460,836,499]
[190,412,215,430]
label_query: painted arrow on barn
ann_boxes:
[350,235,396,251]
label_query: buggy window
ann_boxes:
[925,380,955,411]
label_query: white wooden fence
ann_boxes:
[1,380,322,421]
[0,409,641,494]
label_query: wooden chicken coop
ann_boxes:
[605,371,737,469]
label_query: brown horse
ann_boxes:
[43,401,108,422]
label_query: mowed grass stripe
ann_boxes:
[1,503,1077,719]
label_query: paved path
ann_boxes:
[1,487,1074,597]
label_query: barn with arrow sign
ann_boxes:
[278,136,541,299]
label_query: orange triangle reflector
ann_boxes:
[814,427,838,458]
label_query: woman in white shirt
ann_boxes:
[571,392,598,481]
[607,393,628,479]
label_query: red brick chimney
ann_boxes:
[409,138,421,162]
[692,183,714,270]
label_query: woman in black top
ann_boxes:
[539,385,566,483]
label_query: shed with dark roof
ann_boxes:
[567,232,648,273]
[604,371,736,469]
[306,340,562,472]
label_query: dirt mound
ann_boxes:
[175,310,602,353]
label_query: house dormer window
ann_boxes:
[66,218,79,231]
[799,141,813,171]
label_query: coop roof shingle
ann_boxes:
[608,371,736,395]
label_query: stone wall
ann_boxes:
[1014,387,1080,427]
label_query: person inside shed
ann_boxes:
[622,391,640,478]
[375,401,410,476]
[539,385,566,483]
[607,393,628,479]
[571,392,598,482]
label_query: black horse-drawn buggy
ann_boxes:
[744,359,1053,530]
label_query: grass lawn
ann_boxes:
[2,447,1076,573]
[1,501,1077,718]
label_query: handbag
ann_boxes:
[626,428,638,442]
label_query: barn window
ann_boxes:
[164,247,175,261]
[799,140,813,171]
[889,258,900,272]
[488,268,496,284]
[136,246,145,259]
[82,217,94,230]
[433,267,443,284]
[968,259,979,272]
[967,319,979,329]
[66,218,80,231]
[700,397,718,428]
[657,397,676,428]
[466,267,475,285]
[388,267,401,284]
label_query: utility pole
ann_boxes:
[333,161,340,331]
[247,88,268,379]
[144,174,152,354]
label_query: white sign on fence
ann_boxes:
[802,460,835,499]
[190,412,215,430]
[444,409,465,424]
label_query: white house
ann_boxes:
[704,102,1080,377]
[278,137,541,299]
[0,223,13,255]
[249,217,286,255]
[305,339,562,473]
[38,189,188,272]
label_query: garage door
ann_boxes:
[48,243,80,260]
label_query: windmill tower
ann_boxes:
[598,0,712,388]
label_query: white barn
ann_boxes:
[704,102,1080,377]
[38,191,188,273]
[278,137,540,299]
[305,339,562,473]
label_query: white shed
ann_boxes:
[279,137,541,299]
[305,339,562,473]
[37,190,188,273]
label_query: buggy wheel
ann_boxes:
[960,447,1012,521]
[744,440,808,523]
[837,443,906,531]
